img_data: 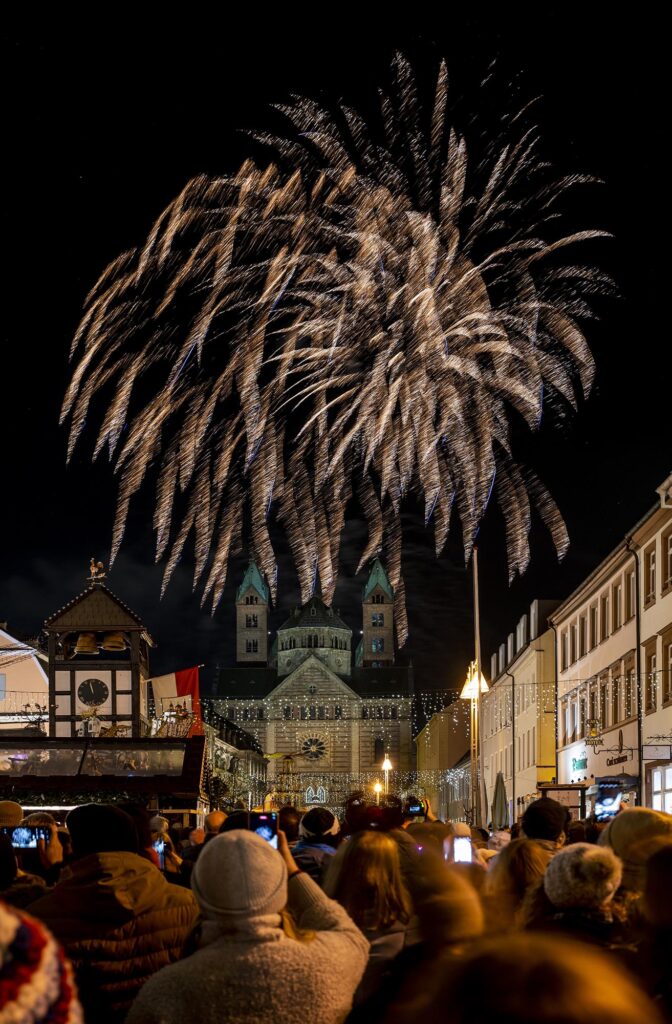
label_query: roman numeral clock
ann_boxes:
[45,566,154,738]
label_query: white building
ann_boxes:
[631,475,672,810]
[415,702,470,821]
[483,600,558,825]
[550,473,672,810]
[0,626,50,736]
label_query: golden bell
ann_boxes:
[74,632,99,655]
[101,631,127,652]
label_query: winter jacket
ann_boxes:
[292,840,336,883]
[29,850,198,1024]
[355,920,407,1003]
[126,870,370,1024]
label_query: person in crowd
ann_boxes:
[406,820,452,858]
[324,829,412,1003]
[528,842,626,948]
[126,829,369,1024]
[28,803,197,1024]
[487,827,511,853]
[483,837,552,931]
[181,825,205,862]
[406,933,664,1024]
[0,900,84,1023]
[204,808,227,837]
[347,860,484,1022]
[278,804,302,846]
[520,796,569,853]
[0,800,23,830]
[636,839,672,1018]
[292,807,340,883]
[598,807,672,926]
[0,832,47,908]
[118,801,159,866]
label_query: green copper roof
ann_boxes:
[362,557,394,601]
[236,560,269,603]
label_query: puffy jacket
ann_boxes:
[292,841,336,883]
[29,850,198,1024]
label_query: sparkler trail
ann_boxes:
[62,56,611,644]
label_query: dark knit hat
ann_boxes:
[299,807,340,839]
[521,798,568,842]
[65,804,139,859]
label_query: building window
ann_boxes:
[664,637,672,706]
[0,674,5,701]
[625,665,635,718]
[579,696,587,739]
[311,606,316,616]
[335,705,343,719]
[612,582,622,631]
[651,766,672,814]
[283,705,292,720]
[371,613,384,627]
[245,595,258,605]
[570,623,578,664]
[309,705,317,720]
[579,615,587,658]
[374,737,385,762]
[645,546,656,605]
[600,594,609,642]
[561,631,569,671]
[589,605,598,649]
[600,680,608,729]
[611,675,620,724]
[257,707,264,720]
[371,594,385,604]
[663,530,672,594]
[391,706,398,719]
[245,614,258,628]
[318,706,326,720]
[362,706,369,720]
[625,571,636,621]
[300,706,307,720]
[646,649,657,713]
[245,639,259,654]
[371,637,385,653]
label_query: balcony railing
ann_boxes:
[0,692,50,715]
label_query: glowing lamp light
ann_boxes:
[373,780,382,805]
[460,665,489,700]
[381,756,393,773]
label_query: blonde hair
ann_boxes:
[324,830,411,930]
[485,838,552,930]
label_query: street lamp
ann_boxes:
[373,781,382,805]
[381,753,393,794]
[460,660,489,826]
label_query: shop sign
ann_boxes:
[571,756,588,771]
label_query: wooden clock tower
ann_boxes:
[45,567,154,738]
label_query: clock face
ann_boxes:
[77,677,110,707]
[300,736,327,761]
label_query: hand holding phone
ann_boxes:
[453,836,473,863]
[249,812,278,850]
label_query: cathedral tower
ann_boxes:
[236,560,269,664]
[361,558,394,667]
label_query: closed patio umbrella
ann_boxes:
[491,770,509,830]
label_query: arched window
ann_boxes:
[316,786,327,803]
[314,634,319,647]
[335,706,343,720]
[306,786,316,804]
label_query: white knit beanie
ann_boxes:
[192,831,288,919]
[544,842,622,910]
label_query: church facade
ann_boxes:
[205,559,415,807]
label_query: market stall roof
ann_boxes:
[45,582,155,645]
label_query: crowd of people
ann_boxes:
[1,793,672,1023]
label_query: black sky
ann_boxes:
[0,11,667,702]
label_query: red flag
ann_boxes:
[175,666,203,736]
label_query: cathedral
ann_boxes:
[205,558,415,808]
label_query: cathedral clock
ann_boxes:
[45,574,154,738]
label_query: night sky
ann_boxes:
[1,12,666,703]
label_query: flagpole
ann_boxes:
[473,547,483,828]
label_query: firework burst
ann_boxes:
[62,56,610,644]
